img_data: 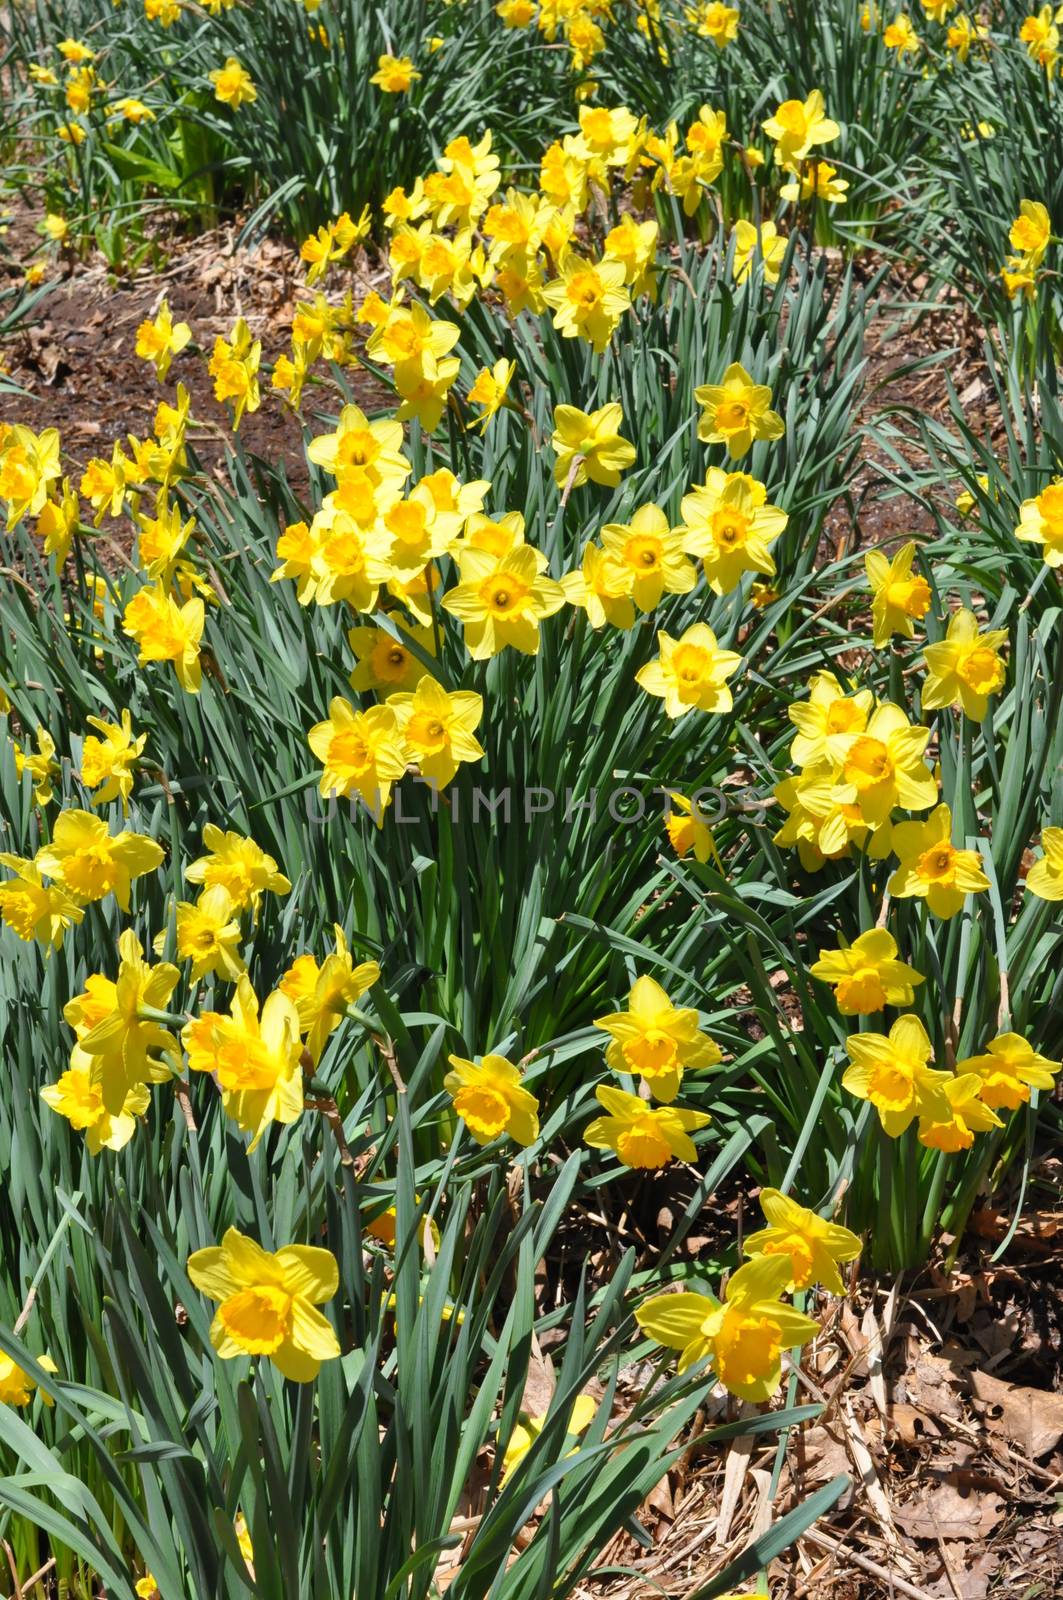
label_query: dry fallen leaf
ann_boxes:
[520,1347,556,1418]
[894,1478,1004,1543]
[968,1367,1063,1460]
[865,1402,942,1448]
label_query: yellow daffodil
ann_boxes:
[956,1032,1060,1111]
[744,1189,862,1293]
[307,404,411,486]
[694,364,785,460]
[865,541,932,646]
[35,809,163,910]
[0,853,84,948]
[780,159,849,205]
[185,825,291,916]
[773,770,888,869]
[159,885,246,983]
[497,0,537,24]
[208,317,261,430]
[1009,199,1052,268]
[947,14,986,60]
[466,359,516,430]
[842,1015,953,1135]
[0,1349,57,1407]
[388,676,484,790]
[550,402,636,491]
[111,96,155,124]
[663,792,720,866]
[833,701,937,829]
[594,974,720,1102]
[13,726,60,805]
[41,1060,149,1154]
[1015,481,1063,568]
[348,618,435,693]
[542,254,631,353]
[600,504,696,610]
[136,500,196,580]
[921,608,1007,721]
[560,542,635,630]
[635,623,742,720]
[787,670,874,770]
[209,57,257,108]
[135,300,192,381]
[918,1074,1002,1152]
[678,467,788,593]
[1019,5,1061,71]
[1027,827,1063,900]
[80,442,133,525]
[809,928,924,1014]
[37,478,80,567]
[636,1255,820,1398]
[66,930,180,1114]
[184,978,304,1151]
[80,709,146,813]
[272,519,320,603]
[921,0,957,22]
[369,54,420,93]
[887,803,989,918]
[444,1053,540,1146]
[442,545,565,658]
[279,926,379,1063]
[308,698,408,820]
[145,0,182,26]
[603,213,658,297]
[883,13,921,52]
[122,583,204,694]
[0,424,61,528]
[732,218,786,284]
[501,1393,598,1482]
[187,1228,340,1381]
[688,2,740,48]
[762,90,839,168]
[584,1084,710,1168]
[58,37,94,63]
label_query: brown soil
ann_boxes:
[2,199,390,522]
